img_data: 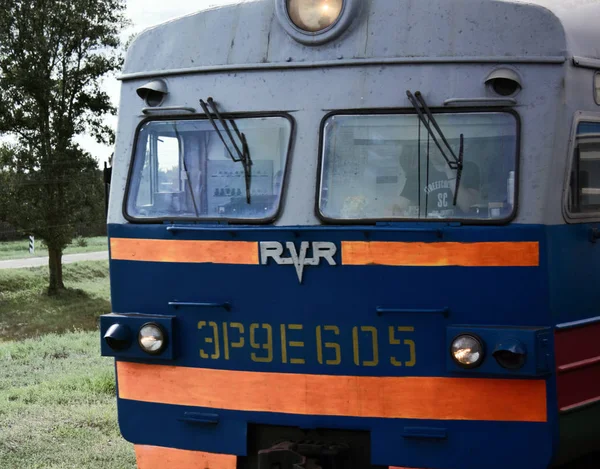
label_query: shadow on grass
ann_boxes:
[0,261,111,341]
[0,289,111,341]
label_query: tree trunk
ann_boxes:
[48,246,65,295]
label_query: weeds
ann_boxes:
[0,331,136,468]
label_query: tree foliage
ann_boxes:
[0,0,127,294]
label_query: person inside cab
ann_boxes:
[394,146,483,219]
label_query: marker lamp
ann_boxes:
[451,334,484,368]
[287,0,343,32]
[493,339,527,370]
[104,323,132,351]
[138,323,167,355]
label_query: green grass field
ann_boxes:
[0,332,136,468]
[0,236,108,261]
[0,261,111,341]
[0,261,136,468]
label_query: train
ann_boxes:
[100,0,600,468]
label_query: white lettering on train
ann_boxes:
[260,241,337,283]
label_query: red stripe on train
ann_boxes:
[555,321,600,411]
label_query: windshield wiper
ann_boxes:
[406,90,464,206]
[170,126,200,217]
[199,97,253,203]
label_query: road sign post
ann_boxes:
[29,236,34,254]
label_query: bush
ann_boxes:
[75,236,88,248]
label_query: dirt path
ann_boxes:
[0,251,108,269]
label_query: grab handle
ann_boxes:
[169,301,231,311]
[376,307,449,318]
[142,106,196,115]
[178,412,220,426]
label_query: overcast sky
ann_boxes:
[77,0,237,165]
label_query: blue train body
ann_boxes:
[101,1,600,468]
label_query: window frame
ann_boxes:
[315,107,522,225]
[123,112,296,225]
[563,113,600,223]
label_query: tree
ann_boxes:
[0,0,127,294]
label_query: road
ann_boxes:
[0,251,109,270]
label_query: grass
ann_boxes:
[0,236,108,261]
[0,261,136,468]
[0,261,111,341]
[0,331,136,468]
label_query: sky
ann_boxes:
[76,0,236,166]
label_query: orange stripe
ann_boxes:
[342,241,539,267]
[110,238,258,265]
[117,362,547,422]
[135,445,236,469]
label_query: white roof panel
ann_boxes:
[122,0,600,77]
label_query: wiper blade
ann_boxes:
[171,125,200,217]
[199,97,253,203]
[406,90,464,206]
[228,118,253,206]
[453,134,464,206]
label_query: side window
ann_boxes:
[568,122,600,214]
[595,73,599,106]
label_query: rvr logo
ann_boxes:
[260,241,337,284]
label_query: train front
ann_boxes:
[101,1,568,468]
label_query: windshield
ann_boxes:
[126,116,292,221]
[319,112,518,222]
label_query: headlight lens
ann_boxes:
[451,334,484,368]
[138,323,166,355]
[286,0,343,32]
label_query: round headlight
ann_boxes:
[287,0,343,32]
[138,323,167,355]
[451,334,484,368]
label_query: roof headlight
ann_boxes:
[138,323,167,355]
[136,79,168,107]
[451,334,485,368]
[485,68,522,97]
[286,0,343,32]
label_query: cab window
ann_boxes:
[318,112,518,222]
[568,122,600,214]
[126,116,292,222]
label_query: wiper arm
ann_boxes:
[199,97,253,203]
[406,91,461,169]
[406,90,464,206]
